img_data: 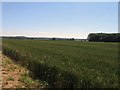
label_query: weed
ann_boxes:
[7,76,14,81]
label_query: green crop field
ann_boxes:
[2,39,119,88]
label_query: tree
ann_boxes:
[52,37,56,40]
[87,33,120,42]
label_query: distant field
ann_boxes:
[2,39,119,88]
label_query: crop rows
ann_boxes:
[2,39,119,88]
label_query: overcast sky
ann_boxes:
[2,2,118,39]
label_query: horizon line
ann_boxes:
[1,35,87,39]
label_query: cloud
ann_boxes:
[2,31,89,39]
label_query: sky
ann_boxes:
[2,2,118,39]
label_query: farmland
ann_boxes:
[2,39,119,88]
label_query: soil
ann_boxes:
[1,52,45,89]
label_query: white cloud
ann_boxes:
[2,31,89,39]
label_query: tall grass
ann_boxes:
[2,39,119,88]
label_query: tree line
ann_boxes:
[87,33,120,42]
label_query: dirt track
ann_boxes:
[1,52,44,88]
